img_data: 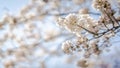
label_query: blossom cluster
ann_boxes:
[57,0,120,67]
[57,13,98,34]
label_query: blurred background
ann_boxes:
[0,0,82,68]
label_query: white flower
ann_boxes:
[57,13,97,34]
[64,14,81,33]
[79,8,89,14]
[65,13,78,25]
[72,0,85,5]
[61,40,72,54]
[57,17,65,27]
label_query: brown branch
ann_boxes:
[77,25,98,35]
[90,25,120,40]
[45,11,100,16]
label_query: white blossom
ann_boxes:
[61,40,73,54]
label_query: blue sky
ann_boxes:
[0,0,29,18]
